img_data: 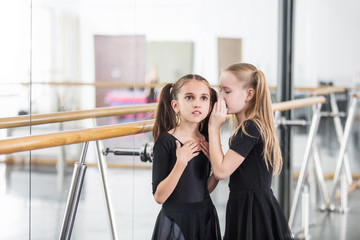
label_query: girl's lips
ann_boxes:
[192,111,202,115]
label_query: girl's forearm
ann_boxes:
[209,126,226,179]
[207,174,219,193]
[153,162,186,204]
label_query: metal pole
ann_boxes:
[312,145,328,208]
[301,185,310,239]
[59,142,89,240]
[274,111,281,129]
[92,118,119,240]
[95,139,119,240]
[56,122,66,193]
[288,103,322,229]
[328,97,358,208]
[329,93,353,184]
[277,0,295,217]
[340,171,349,213]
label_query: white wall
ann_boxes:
[1,0,360,117]
[78,0,278,89]
[0,1,31,117]
[294,0,360,87]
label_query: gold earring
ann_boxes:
[176,112,181,125]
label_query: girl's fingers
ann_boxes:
[215,101,219,113]
[199,140,209,156]
[217,97,223,112]
[214,96,226,116]
[218,97,223,112]
[193,144,201,151]
[200,139,209,148]
[186,141,199,151]
[220,98,225,113]
[202,147,208,155]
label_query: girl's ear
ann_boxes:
[246,88,255,102]
[171,99,179,113]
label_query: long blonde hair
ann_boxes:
[227,63,282,175]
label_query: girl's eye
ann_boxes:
[221,88,230,94]
[222,89,230,94]
[185,96,193,100]
[201,96,208,101]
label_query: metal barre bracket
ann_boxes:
[104,142,154,163]
[320,111,347,117]
[276,117,309,127]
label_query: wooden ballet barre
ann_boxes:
[0,96,327,155]
[0,96,325,129]
[8,81,222,90]
[4,81,218,89]
[4,81,323,92]
[0,103,157,129]
[0,120,154,154]
[272,96,326,112]
[269,86,317,92]
[309,86,347,96]
[2,81,164,88]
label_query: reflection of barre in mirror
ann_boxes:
[0,103,157,129]
[287,88,360,238]
[327,92,360,212]
[272,94,327,239]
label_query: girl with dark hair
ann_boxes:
[151,74,221,240]
[204,63,294,240]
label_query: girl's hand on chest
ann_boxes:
[175,140,201,166]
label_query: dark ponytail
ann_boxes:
[153,83,177,142]
[200,87,218,136]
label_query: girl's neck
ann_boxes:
[170,122,202,139]
[235,112,246,124]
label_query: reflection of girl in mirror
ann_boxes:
[204,63,293,240]
[145,65,159,103]
[151,74,221,240]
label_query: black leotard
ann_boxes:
[152,133,210,203]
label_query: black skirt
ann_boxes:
[152,195,221,240]
[224,188,294,240]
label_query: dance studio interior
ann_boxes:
[0,0,360,239]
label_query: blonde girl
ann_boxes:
[202,63,293,240]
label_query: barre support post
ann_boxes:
[328,95,358,209]
[312,145,328,209]
[288,103,322,229]
[95,139,119,240]
[329,93,353,185]
[59,141,89,240]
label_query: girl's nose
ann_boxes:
[193,99,200,107]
